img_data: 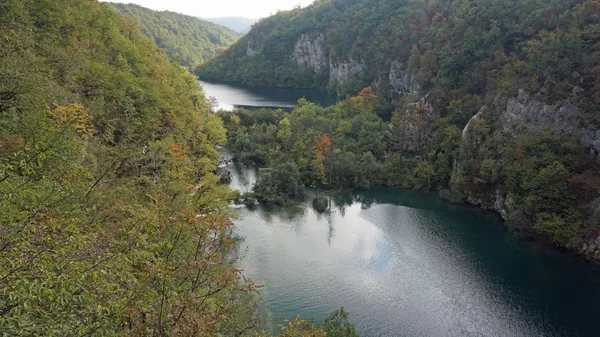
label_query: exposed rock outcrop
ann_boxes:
[388,95,438,153]
[454,106,488,176]
[329,57,364,86]
[389,61,420,96]
[452,91,600,262]
[499,90,600,158]
[246,38,263,57]
[291,34,328,73]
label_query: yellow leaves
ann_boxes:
[277,317,326,337]
[205,114,227,146]
[230,114,241,125]
[48,104,93,137]
[2,29,16,41]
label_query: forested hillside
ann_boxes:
[198,0,599,100]
[208,0,600,262]
[0,0,356,334]
[111,3,240,69]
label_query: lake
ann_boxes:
[224,162,600,337]
[199,80,336,110]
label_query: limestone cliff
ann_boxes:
[451,91,600,262]
[291,34,328,73]
[388,61,420,96]
[388,95,438,153]
[329,57,365,87]
[246,38,263,57]
[288,34,415,95]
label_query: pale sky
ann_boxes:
[102,0,315,19]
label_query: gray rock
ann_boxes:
[389,95,437,153]
[246,38,263,57]
[329,57,364,86]
[454,106,487,176]
[291,34,328,73]
[499,90,600,157]
[389,61,420,96]
[452,90,600,262]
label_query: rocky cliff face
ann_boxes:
[329,57,365,87]
[291,34,328,73]
[499,90,600,158]
[389,95,438,153]
[290,34,366,87]
[246,38,263,57]
[288,35,420,95]
[389,61,420,96]
[452,91,600,262]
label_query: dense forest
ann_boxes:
[0,0,357,335]
[198,0,600,102]
[211,0,600,261]
[111,3,240,70]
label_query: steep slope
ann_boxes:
[203,17,257,34]
[198,0,596,98]
[110,3,240,69]
[202,0,600,261]
[0,0,259,334]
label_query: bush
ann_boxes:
[312,196,329,213]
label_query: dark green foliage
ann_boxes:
[252,162,304,205]
[197,0,600,114]
[312,196,329,213]
[110,3,240,69]
[0,0,260,335]
[0,1,364,335]
[320,307,360,337]
[200,0,600,251]
[438,189,464,204]
[222,94,398,193]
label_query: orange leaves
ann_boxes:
[312,134,332,167]
[169,140,190,162]
[311,134,332,186]
[357,86,378,100]
[242,275,264,294]
[313,134,331,157]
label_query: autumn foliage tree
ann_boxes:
[312,134,332,186]
[0,0,260,335]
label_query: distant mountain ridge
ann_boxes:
[110,3,240,69]
[202,17,257,34]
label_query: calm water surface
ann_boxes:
[199,80,335,110]
[225,163,600,337]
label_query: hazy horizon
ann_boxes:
[101,0,314,19]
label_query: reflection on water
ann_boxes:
[199,80,336,111]
[224,160,600,337]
